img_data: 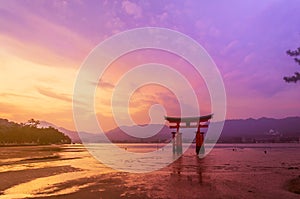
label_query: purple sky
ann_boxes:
[0,0,300,129]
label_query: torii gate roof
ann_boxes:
[164,114,213,123]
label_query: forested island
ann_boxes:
[0,118,71,145]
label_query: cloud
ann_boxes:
[0,92,36,99]
[122,1,142,18]
[0,102,27,119]
[52,0,69,9]
[105,16,125,33]
[243,52,256,64]
[36,87,72,102]
[0,1,93,68]
[96,80,115,90]
[1,0,300,128]
[0,101,75,130]
[158,12,168,21]
[221,40,239,55]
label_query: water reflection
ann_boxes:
[170,153,205,185]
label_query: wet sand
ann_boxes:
[0,144,299,199]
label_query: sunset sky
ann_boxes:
[0,0,300,131]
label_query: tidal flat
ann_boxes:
[0,144,299,199]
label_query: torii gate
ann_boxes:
[164,114,213,155]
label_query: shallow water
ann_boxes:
[0,143,299,198]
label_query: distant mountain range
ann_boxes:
[38,121,172,143]
[221,117,300,137]
[105,125,171,143]
[1,116,298,144]
[218,117,300,143]
[38,121,98,143]
[36,116,300,143]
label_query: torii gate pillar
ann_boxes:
[171,123,182,155]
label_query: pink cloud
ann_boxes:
[122,1,142,19]
[37,87,72,102]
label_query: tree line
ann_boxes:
[0,118,71,145]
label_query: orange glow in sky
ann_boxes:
[1,1,299,131]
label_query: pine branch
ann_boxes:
[294,57,300,65]
[284,47,300,83]
[283,72,300,83]
[286,47,300,56]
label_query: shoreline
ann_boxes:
[0,142,299,147]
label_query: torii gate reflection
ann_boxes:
[164,114,213,155]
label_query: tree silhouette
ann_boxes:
[26,118,40,127]
[0,118,71,145]
[283,47,300,83]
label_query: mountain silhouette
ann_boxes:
[3,116,299,143]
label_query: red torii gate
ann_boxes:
[164,114,213,155]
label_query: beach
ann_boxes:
[0,143,299,199]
